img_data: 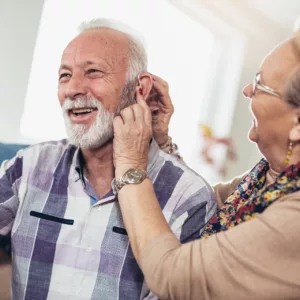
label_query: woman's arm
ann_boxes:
[137,197,300,300]
[117,179,173,261]
[113,91,300,299]
[113,88,173,260]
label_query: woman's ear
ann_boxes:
[137,73,153,99]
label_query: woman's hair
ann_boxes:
[283,30,300,107]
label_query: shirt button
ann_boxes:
[85,245,92,252]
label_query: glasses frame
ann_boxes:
[253,73,281,98]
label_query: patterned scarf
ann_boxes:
[201,158,300,238]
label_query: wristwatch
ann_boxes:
[113,168,148,193]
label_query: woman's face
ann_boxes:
[242,39,299,171]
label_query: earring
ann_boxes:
[283,142,293,165]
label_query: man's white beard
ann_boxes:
[62,82,135,149]
[63,97,115,149]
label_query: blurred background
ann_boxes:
[0,0,299,184]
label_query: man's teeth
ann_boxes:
[72,108,93,114]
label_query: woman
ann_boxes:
[112,31,300,299]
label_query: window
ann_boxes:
[22,0,213,136]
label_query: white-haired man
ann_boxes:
[0,19,216,299]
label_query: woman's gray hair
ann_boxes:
[283,30,300,107]
[78,18,148,83]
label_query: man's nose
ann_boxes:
[65,75,88,99]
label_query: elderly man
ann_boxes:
[0,19,216,299]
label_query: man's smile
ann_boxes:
[68,107,98,124]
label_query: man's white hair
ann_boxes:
[79,18,147,82]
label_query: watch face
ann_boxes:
[124,169,145,183]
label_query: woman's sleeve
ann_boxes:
[139,196,300,300]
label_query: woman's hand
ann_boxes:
[147,74,174,147]
[113,87,153,178]
[113,86,173,265]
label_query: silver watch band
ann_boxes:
[113,168,148,193]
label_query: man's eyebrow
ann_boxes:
[58,60,110,73]
[83,61,97,67]
[58,64,72,73]
[82,60,110,68]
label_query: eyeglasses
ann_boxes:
[252,73,281,98]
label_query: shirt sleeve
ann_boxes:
[0,154,23,236]
[139,195,300,300]
[169,184,217,243]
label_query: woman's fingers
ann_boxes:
[132,103,144,123]
[135,87,152,128]
[151,74,169,92]
[151,80,173,109]
[120,106,135,124]
[113,115,124,128]
[113,87,153,175]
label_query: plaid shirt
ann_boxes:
[0,139,216,300]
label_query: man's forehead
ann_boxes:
[61,29,129,65]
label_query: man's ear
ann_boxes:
[289,113,300,142]
[138,72,153,99]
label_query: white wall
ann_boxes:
[0,0,45,143]
[169,0,299,181]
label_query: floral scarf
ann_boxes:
[201,158,300,238]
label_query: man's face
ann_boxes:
[58,29,133,149]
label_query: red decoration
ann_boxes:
[200,124,237,177]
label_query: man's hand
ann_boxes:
[147,74,174,146]
[113,87,152,178]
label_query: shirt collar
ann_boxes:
[74,147,84,182]
[73,138,160,183]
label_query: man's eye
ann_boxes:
[87,69,102,74]
[59,73,71,80]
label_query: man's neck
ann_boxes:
[81,141,115,198]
